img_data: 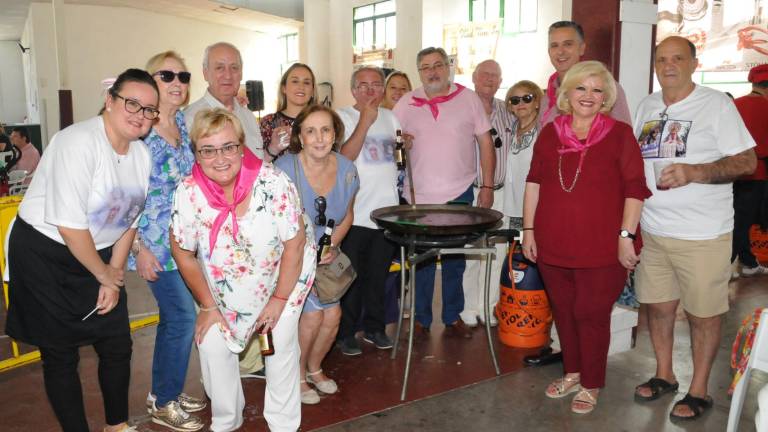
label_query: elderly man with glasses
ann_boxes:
[334,66,402,356]
[392,47,495,339]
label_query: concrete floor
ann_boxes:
[1,270,766,431]
[318,275,768,432]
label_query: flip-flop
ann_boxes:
[669,393,713,421]
[634,377,679,402]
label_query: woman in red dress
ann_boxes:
[522,60,651,414]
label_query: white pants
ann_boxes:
[198,309,301,432]
[461,187,505,323]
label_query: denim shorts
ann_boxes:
[302,290,339,313]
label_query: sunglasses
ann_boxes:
[314,196,327,226]
[154,70,191,84]
[490,128,503,148]
[507,94,535,105]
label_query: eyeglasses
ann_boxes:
[314,196,327,226]
[197,143,241,159]
[112,93,160,120]
[490,128,503,148]
[154,70,191,84]
[418,62,446,72]
[507,94,535,106]
[356,82,384,92]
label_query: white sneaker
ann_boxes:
[741,265,768,277]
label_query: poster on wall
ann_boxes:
[443,21,502,79]
[657,0,768,71]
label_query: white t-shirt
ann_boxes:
[185,90,264,158]
[502,122,538,218]
[19,116,151,249]
[633,85,755,240]
[337,106,400,229]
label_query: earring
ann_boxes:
[106,107,112,112]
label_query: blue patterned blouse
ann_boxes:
[128,110,195,272]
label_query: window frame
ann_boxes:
[353,0,397,52]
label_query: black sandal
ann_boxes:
[669,393,713,421]
[634,377,679,402]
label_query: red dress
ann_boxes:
[526,121,652,268]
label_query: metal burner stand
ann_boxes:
[384,230,517,401]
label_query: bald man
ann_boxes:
[632,36,756,422]
[460,59,515,327]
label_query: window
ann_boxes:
[469,0,501,22]
[279,33,299,65]
[469,0,537,33]
[504,0,537,33]
[353,0,396,52]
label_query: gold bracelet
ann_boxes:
[199,305,218,312]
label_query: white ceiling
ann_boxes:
[0,0,305,41]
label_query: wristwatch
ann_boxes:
[619,229,637,240]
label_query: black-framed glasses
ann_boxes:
[197,143,241,159]
[507,94,535,106]
[418,62,446,72]
[154,70,191,84]
[490,128,503,148]
[112,93,160,120]
[314,196,327,226]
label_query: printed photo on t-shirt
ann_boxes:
[363,136,395,164]
[638,119,692,158]
[89,187,147,233]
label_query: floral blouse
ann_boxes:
[128,110,195,272]
[171,164,317,353]
[260,111,295,156]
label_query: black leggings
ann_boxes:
[39,333,133,432]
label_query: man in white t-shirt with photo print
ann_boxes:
[335,66,402,356]
[632,36,756,423]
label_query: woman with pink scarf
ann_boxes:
[171,108,315,432]
[521,61,650,414]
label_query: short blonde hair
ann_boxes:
[145,50,191,106]
[556,61,617,114]
[505,80,544,118]
[189,108,244,152]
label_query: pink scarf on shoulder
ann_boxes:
[553,113,615,171]
[191,147,263,254]
[410,84,466,120]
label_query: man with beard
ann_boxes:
[393,47,495,339]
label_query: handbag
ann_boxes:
[293,156,357,304]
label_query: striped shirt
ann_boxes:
[475,97,515,188]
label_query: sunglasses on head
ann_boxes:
[314,196,327,226]
[155,70,191,84]
[507,94,534,105]
[490,128,503,148]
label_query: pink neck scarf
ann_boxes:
[192,147,263,254]
[553,113,615,173]
[542,72,559,122]
[410,83,465,119]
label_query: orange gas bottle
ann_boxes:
[750,225,768,264]
[496,242,552,348]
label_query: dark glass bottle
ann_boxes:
[394,129,406,170]
[317,219,335,263]
[259,325,275,356]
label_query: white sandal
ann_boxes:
[545,375,581,399]
[306,369,338,394]
[299,380,320,404]
[571,388,598,414]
